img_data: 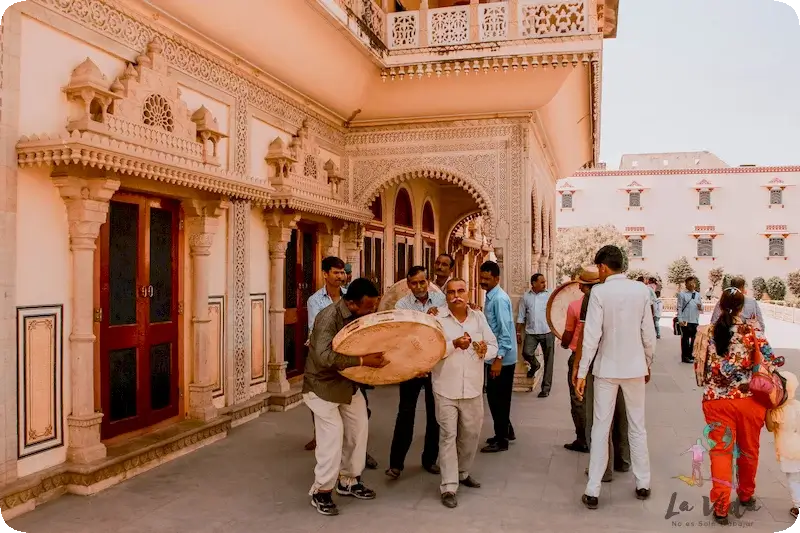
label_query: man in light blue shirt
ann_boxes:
[709,277,765,332]
[676,276,703,364]
[478,261,518,453]
[387,266,445,480]
[516,273,553,397]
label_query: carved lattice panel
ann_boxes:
[479,4,509,41]
[428,6,470,46]
[519,1,586,37]
[389,12,420,49]
[769,237,785,257]
[142,94,175,132]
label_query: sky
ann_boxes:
[599,0,800,169]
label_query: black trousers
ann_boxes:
[388,376,439,470]
[681,323,699,361]
[486,363,516,446]
[567,352,587,445]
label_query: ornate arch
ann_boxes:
[446,210,491,253]
[421,197,436,234]
[359,167,496,234]
[393,184,414,228]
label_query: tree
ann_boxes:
[752,277,767,300]
[788,270,800,299]
[708,267,724,290]
[626,268,650,281]
[766,276,787,301]
[667,257,695,287]
[554,225,630,280]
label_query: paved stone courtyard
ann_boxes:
[7,315,800,533]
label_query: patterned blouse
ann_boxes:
[703,317,779,402]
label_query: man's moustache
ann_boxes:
[449,298,464,304]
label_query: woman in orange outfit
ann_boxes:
[700,287,782,525]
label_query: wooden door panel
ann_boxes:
[100,195,180,439]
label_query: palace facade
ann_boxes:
[0,0,617,517]
[557,151,799,292]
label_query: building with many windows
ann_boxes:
[0,0,618,518]
[556,151,798,291]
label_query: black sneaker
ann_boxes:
[481,442,508,453]
[564,440,589,453]
[635,488,651,500]
[713,514,728,525]
[738,496,757,510]
[336,479,376,500]
[581,494,598,509]
[311,492,339,516]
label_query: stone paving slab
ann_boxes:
[6,317,800,533]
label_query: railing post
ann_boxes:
[508,0,519,39]
[419,0,429,47]
[470,0,479,42]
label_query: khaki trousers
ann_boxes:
[434,392,483,494]
[304,391,368,494]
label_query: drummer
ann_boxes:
[432,278,498,508]
[303,277,388,516]
[386,265,446,480]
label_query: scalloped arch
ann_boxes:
[446,210,486,253]
[359,167,496,233]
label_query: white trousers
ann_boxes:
[586,377,650,498]
[786,472,800,507]
[435,393,483,494]
[304,391,368,494]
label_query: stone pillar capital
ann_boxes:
[184,199,228,256]
[53,175,120,245]
[265,210,299,258]
[182,198,230,219]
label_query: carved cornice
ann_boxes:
[17,132,272,203]
[265,193,374,224]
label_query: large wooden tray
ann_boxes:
[546,280,584,340]
[334,309,447,385]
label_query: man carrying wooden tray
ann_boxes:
[303,278,388,517]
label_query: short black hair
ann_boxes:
[531,273,544,284]
[480,261,500,277]
[730,276,746,290]
[437,253,455,268]
[321,256,345,272]
[685,276,696,284]
[655,290,661,297]
[636,276,645,282]
[343,278,380,302]
[594,245,625,272]
[648,277,657,283]
[407,265,427,279]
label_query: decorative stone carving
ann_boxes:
[342,222,365,278]
[231,200,250,404]
[324,159,345,196]
[191,106,228,166]
[18,40,271,203]
[265,137,296,188]
[53,172,121,464]
[321,221,344,258]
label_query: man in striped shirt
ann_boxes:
[710,276,765,331]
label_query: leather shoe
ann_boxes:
[423,464,441,475]
[538,391,549,398]
[459,476,481,488]
[635,488,651,500]
[564,441,589,453]
[481,442,508,453]
[581,494,599,509]
[441,492,458,508]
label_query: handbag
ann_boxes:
[748,326,787,409]
[673,295,693,336]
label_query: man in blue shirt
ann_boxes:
[676,276,703,364]
[516,273,553,397]
[478,261,518,453]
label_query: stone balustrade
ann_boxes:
[661,298,800,325]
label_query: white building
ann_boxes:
[556,151,799,291]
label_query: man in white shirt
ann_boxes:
[575,245,656,510]
[432,278,498,509]
[386,266,446,480]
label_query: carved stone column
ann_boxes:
[321,222,343,259]
[265,211,299,393]
[343,223,364,280]
[54,173,120,464]
[184,200,228,421]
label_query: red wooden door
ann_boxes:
[99,194,180,439]
[283,226,317,377]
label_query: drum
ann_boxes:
[378,279,444,312]
[333,309,447,386]
[546,280,584,341]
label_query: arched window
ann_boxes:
[422,201,435,233]
[394,188,413,228]
[370,198,382,222]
